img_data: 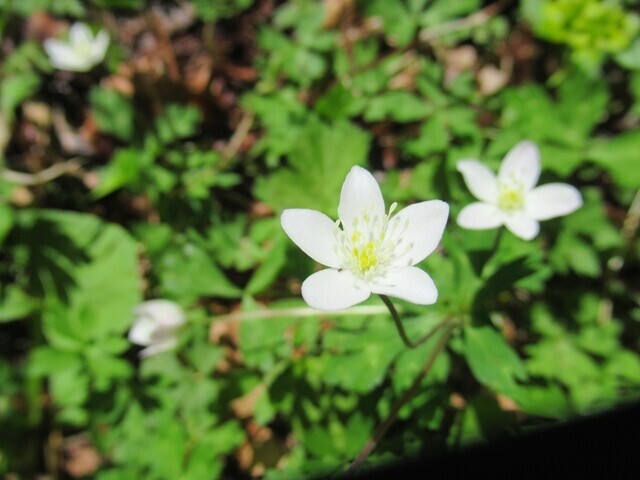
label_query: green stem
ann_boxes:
[481,227,504,276]
[379,294,446,349]
[346,322,455,475]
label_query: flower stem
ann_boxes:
[346,321,455,475]
[379,294,446,349]
[481,227,504,276]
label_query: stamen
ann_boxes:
[336,202,411,280]
[497,181,525,211]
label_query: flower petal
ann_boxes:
[525,183,583,220]
[457,160,498,203]
[91,30,110,61]
[301,269,371,310]
[69,22,93,45]
[388,200,449,267]
[498,141,540,190]
[139,340,177,358]
[134,299,185,328]
[504,214,539,240]
[43,40,80,71]
[457,202,504,229]
[281,209,343,268]
[371,266,438,305]
[128,316,156,346]
[338,166,385,237]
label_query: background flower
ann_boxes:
[44,22,109,72]
[128,299,185,357]
[456,141,583,240]
[281,166,449,311]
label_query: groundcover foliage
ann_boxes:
[0,0,639,478]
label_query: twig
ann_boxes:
[1,159,85,186]
[419,0,510,43]
[346,322,455,475]
[220,110,255,169]
[622,189,640,241]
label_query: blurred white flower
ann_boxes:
[456,141,583,240]
[44,22,109,72]
[281,166,449,311]
[128,300,185,358]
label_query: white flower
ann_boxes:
[281,166,449,311]
[128,300,185,358]
[456,141,583,240]
[44,22,109,72]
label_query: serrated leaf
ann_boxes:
[254,117,370,215]
[364,91,431,122]
[22,210,141,347]
[89,87,134,141]
[159,241,241,301]
[588,130,640,188]
[0,285,37,323]
[463,326,527,396]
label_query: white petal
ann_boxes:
[91,30,109,60]
[301,269,371,310]
[44,40,80,70]
[457,160,498,203]
[388,200,449,267]
[134,300,185,327]
[281,209,343,268]
[139,339,177,358]
[371,266,438,305]
[128,316,156,346]
[69,22,93,45]
[504,214,539,240]
[525,183,583,220]
[457,202,504,229]
[499,141,540,190]
[338,166,385,237]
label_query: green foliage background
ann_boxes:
[0,0,639,478]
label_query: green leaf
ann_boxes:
[89,87,134,141]
[0,72,41,117]
[453,393,515,445]
[85,347,132,391]
[28,347,82,378]
[299,412,373,461]
[588,130,640,188]
[0,285,37,323]
[159,240,241,301]
[549,232,601,277]
[615,38,640,70]
[94,148,147,198]
[23,210,141,346]
[154,104,202,144]
[254,117,370,215]
[392,328,450,393]
[463,326,527,396]
[239,305,297,370]
[555,71,609,142]
[192,0,252,22]
[244,234,287,295]
[364,0,416,47]
[510,384,571,419]
[50,365,89,408]
[314,84,366,120]
[320,316,406,393]
[364,91,431,122]
[0,203,13,246]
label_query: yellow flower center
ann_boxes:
[497,183,525,211]
[335,203,410,280]
[353,241,378,271]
